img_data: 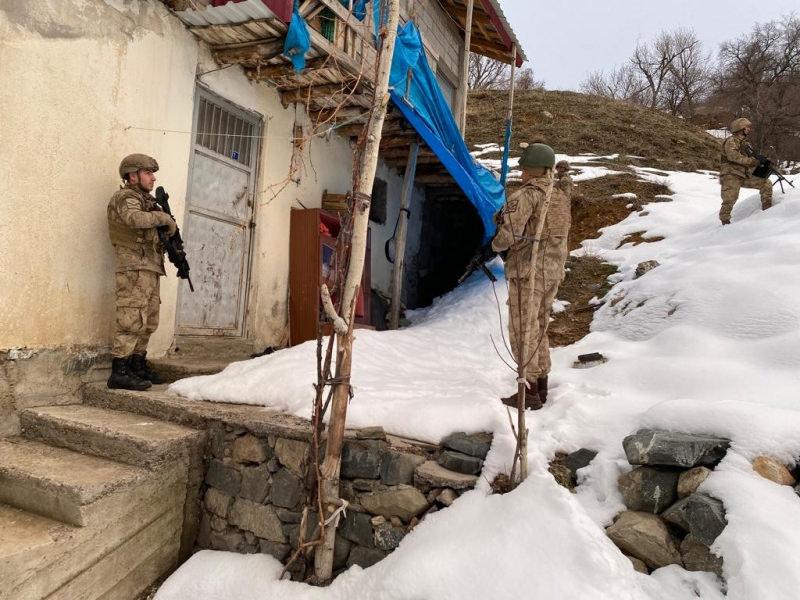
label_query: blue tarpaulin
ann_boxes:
[283,2,311,71]
[284,4,505,241]
[387,22,505,241]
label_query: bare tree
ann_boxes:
[582,28,713,118]
[582,64,646,102]
[714,15,800,158]
[469,52,510,89]
[665,29,711,117]
[516,67,544,91]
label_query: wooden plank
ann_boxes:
[388,142,419,329]
[213,40,285,65]
[456,0,474,133]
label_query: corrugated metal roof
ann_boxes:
[484,0,526,63]
[173,0,278,27]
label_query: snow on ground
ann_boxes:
[161,168,800,600]
[472,150,627,184]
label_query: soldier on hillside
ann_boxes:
[107,154,177,390]
[719,117,772,225]
[555,159,574,198]
[492,143,572,410]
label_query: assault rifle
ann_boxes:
[458,244,498,285]
[154,186,194,292]
[745,147,795,194]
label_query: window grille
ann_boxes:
[195,96,254,165]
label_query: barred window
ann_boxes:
[195,96,254,165]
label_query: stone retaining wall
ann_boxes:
[195,424,491,579]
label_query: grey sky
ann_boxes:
[501,0,798,91]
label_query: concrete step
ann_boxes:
[0,437,150,526]
[0,482,183,599]
[149,355,235,383]
[19,404,201,469]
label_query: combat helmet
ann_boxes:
[555,159,570,170]
[119,153,159,179]
[519,143,556,169]
[729,118,752,134]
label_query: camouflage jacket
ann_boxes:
[720,134,758,179]
[556,173,575,199]
[107,185,165,275]
[492,176,571,279]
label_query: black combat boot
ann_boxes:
[500,385,542,411]
[129,352,162,384]
[537,376,548,405]
[107,357,152,391]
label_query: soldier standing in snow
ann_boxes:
[492,144,571,410]
[107,154,177,390]
[555,159,574,198]
[719,117,772,225]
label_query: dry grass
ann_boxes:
[466,90,721,173]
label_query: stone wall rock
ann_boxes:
[198,424,491,581]
[662,493,726,546]
[623,430,729,468]
[606,511,683,569]
[677,467,711,498]
[618,467,679,513]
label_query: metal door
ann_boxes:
[176,89,261,336]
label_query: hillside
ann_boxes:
[466,90,721,173]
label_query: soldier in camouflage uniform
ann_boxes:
[555,159,574,198]
[492,144,571,410]
[107,154,176,390]
[719,117,772,225]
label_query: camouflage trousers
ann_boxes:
[720,174,772,223]
[112,270,161,358]
[507,250,565,381]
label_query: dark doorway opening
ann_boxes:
[416,188,484,307]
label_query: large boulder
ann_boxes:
[440,432,492,460]
[623,429,729,468]
[618,467,679,513]
[662,493,726,546]
[606,511,682,569]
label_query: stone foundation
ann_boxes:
[195,424,491,579]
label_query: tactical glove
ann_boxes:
[154,211,177,237]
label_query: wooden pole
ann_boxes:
[388,141,419,329]
[508,45,517,121]
[456,0,475,134]
[314,0,400,583]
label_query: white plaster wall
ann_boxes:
[0,0,354,354]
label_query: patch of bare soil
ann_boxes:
[616,231,666,249]
[570,174,672,251]
[548,256,617,348]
